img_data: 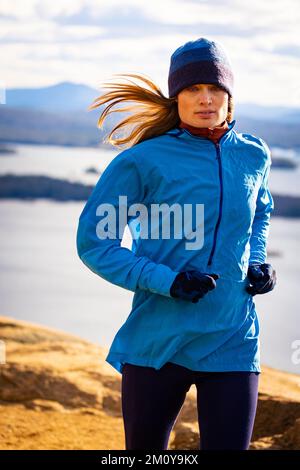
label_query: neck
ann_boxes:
[179,119,229,143]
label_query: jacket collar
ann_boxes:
[179,119,229,143]
[166,120,236,146]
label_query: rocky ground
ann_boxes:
[0,315,299,450]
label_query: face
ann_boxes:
[177,83,229,128]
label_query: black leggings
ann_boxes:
[121,361,259,450]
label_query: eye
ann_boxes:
[211,85,223,92]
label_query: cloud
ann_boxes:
[272,45,300,58]
[1,0,299,106]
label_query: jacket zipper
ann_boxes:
[207,141,223,266]
[176,126,233,267]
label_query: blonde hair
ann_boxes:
[88,73,234,149]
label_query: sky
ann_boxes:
[1,0,300,107]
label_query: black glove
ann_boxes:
[246,263,277,296]
[170,270,219,303]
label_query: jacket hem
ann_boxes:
[105,352,261,375]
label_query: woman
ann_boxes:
[76,37,277,450]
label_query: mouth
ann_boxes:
[195,111,216,117]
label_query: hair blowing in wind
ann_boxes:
[88,73,234,149]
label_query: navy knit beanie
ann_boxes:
[168,37,234,98]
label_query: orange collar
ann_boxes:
[179,120,229,143]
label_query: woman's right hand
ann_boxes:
[170,270,219,303]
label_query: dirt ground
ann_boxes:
[0,315,299,450]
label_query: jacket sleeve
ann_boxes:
[248,144,274,265]
[76,148,179,297]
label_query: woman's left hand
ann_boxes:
[246,263,277,296]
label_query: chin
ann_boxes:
[192,118,218,128]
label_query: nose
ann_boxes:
[198,90,212,105]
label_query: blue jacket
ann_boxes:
[76,120,274,375]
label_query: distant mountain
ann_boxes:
[5,81,100,113]
[235,103,300,124]
[4,81,300,122]
[1,81,300,148]
[0,106,109,148]
[234,116,300,149]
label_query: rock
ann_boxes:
[169,422,199,450]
